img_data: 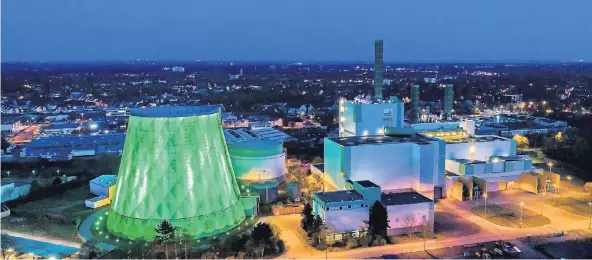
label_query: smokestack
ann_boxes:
[374,40,384,101]
[443,84,454,120]
[411,84,420,123]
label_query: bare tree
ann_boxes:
[401,214,417,237]
[419,217,434,251]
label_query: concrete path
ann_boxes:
[2,230,81,248]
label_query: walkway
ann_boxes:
[77,209,117,251]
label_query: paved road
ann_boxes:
[267,189,591,259]
[2,230,81,248]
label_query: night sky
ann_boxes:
[2,0,592,62]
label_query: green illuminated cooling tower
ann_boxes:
[106,106,245,240]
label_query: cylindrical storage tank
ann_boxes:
[286,182,302,200]
[249,182,279,204]
[227,140,286,186]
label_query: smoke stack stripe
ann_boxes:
[374,40,384,101]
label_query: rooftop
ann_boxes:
[381,191,432,206]
[445,135,509,144]
[356,180,379,188]
[91,175,117,188]
[131,106,219,118]
[328,134,435,147]
[315,190,364,203]
[312,163,324,173]
[46,123,80,130]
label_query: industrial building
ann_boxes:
[322,133,445,200]
[85,175,117,209]
[223,127,297,144]
[106,106,254,240]
[313,180,434,237]
[338,96,405,137]
[20,134,125,161]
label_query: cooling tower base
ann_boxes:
[106,200,246,240]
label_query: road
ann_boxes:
[2,229,81,248]
[268,189,591,259]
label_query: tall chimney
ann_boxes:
[443,84,454,120]
[411,84,420,123]
[374,40,384,101]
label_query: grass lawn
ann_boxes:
[545,193,592,217]
[1,185,100,242]
[471,204,550,228]
[535,238,592,259]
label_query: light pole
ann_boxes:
[588,202,591,229]
[57,169,60,177]
[547,162,553,172]
[541,192,546,216]
[553,184,558,205]
[484,193,488,217]
[32,170,36,176]
[567,176,572,186]
[520,202,524,227]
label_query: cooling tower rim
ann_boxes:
[131,106,219,118]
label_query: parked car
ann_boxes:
[1,205,10,218]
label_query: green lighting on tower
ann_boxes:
[106,107,246,240]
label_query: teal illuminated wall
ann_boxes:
[323,139,347,190]
[106,107,245,240]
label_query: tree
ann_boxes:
[1,138,10,153]
[311,156,324,165]
[30,179,40,191]
[301,203,315,232]
[79,242,99,259]
[251,222,274,243]
[365,201,390,239]
[309,215,328,246]
[401,214,417,237]
[1,235,16,260]
[512,134,529,149]
[52,176,63,188]
[155,220,176,259]
[419,217,434,251]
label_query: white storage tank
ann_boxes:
[227,140,286,185]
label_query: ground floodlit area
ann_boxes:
[1,185,99,242]
[85,209,259,251]
[545,193,592,217]
[472,204,551,228]
[0,235,79,259]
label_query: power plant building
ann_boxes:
[339,97,404,137]
[106,106,247,240]
[323,134,446,199]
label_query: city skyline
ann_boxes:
[2,0,592,62]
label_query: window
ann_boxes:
[326,207,329,211]
[348,205,351,209]
[422,215,426,220]
[395,218,399,222]
[361,204,364,207]
[339,206,342,210]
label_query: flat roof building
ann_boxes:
[313,180,434,237]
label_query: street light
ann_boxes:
[567,175,572,185]
[520,202,524,227]
[547,162,554,172]
[32,170,36,176]
[541,192,546,216]
[553,184,558,205]
[484,193,488,217]
[588,202,592,229]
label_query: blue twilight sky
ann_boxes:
[2,0,592,62]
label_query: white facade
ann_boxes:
[323,136,445,199]
[339,99,404,137]
[445,136,516,161]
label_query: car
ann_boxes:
[382,254,399,259]
[1,205,10,218]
